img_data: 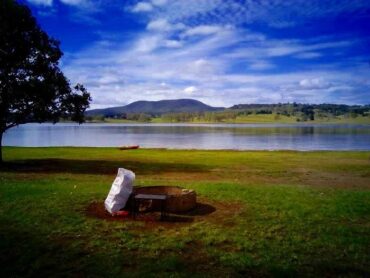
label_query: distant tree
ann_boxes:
[0,0,91,163]
[93,115,105,122]
[138,113,151,122]
[274,113,281,120]
[350,112,358,118]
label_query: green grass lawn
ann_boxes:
[1,147,369,277]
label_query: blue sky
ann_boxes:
[23,0,370,108]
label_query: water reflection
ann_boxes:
[3,123,370,150]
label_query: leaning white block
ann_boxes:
[104,168,135,214]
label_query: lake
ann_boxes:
[3,123,370,151]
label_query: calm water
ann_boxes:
[3,123,370,150]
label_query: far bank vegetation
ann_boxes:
[86,103,370,124]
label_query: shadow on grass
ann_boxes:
[177,203,216,216]
[0,158,210,175]
[86,201,216,224]
[0,227,119,277]
[160,202,217,223]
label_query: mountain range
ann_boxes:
[86,99,224,116]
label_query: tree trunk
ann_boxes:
[0,130,3,164]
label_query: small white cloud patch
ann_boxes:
[295,52,322,59]
[184,25,224,37]
[299,78,332,90]
[249,61,274,70]
[147,19,185,32]
[132,2,153,12]
[60,0,85,5]
[164,40,183,48]
[27,0,53,6]
[151,0,167,6]
[184,86,198,94]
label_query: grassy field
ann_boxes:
[0,147,369,277]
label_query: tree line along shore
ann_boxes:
[85,103,370,124]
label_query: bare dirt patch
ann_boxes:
[85,197,243,228]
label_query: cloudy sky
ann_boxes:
[24,0,370,108]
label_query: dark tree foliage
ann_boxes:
[0,0,91,163]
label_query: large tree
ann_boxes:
[0,0,91,163]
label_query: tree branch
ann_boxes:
[5,122,19,131]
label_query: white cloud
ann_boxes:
[60,0,86,5]
[28,0,88,7]
[183,25,225,37]
[299,78,332,90]
[132,2,153,12]
[249,61,274,70]
[164,40,183,48]
[184,86,198,94]
[135,35,161,52]
[131,0,168,13]
[147,19,171,31]
[27,0,53,6]
[134,36,182,52]
[151,0,167,6]
[147,19,185,32]
[265,41,351,57]
[295,52,322,59]
[223,39,353,60]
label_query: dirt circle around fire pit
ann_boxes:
[85,197,242,228]
[84,197,243,230]
[133,186,197,213]
[85,186,244,227]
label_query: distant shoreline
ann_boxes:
[82,116,370,125]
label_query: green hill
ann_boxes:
[86,99,224,117]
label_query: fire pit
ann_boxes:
[133,186,196,213]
